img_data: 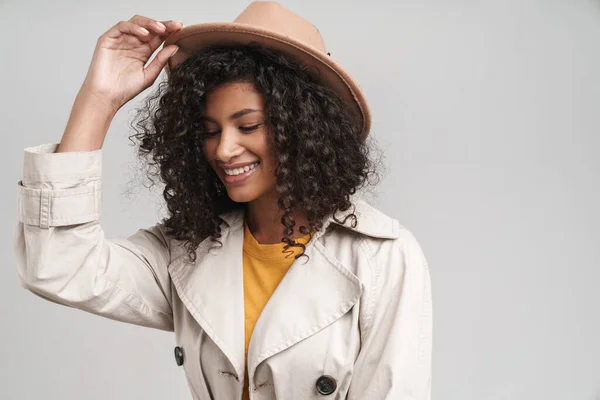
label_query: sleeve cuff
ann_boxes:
[17,143,103,228]
[22,142,102,186]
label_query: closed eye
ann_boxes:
[204,124,262,137]
[240,124,262,133]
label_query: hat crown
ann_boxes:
[233,1,326,53]
[164,1,372,140]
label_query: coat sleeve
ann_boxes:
[347,230,433,400]
[13,143,174,332]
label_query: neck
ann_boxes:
[245,194,311,245]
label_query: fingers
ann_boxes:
[125,17,183,57]
[142,45,180,87]
[104,16,183,46]
[128,15,183,40]
[146,20,184,50]
[103,21,151,40]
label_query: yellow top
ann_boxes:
[241,219,312,400]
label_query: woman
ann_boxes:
[14,2,432,399]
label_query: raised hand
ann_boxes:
[81,15,184,113]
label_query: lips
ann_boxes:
[222,161,260,176]
[222,162,260,184]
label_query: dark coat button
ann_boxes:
[316,375,337,395]
[174,346,184,366]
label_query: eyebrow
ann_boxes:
[201,108,262,122]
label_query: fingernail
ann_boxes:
[156,21,166,29]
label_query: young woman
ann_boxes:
[14,2,432,399]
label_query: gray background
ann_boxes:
[1,0,599,399]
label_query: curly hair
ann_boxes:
[127,42,384,264]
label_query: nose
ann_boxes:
[214,128,244,162]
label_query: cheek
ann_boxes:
[256,135,276,172]
[261,148,276,173]
[261,156,277,177]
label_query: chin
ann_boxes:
[225,188,260,203]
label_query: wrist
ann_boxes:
[77,83,120,117]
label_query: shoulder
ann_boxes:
[360,224,428,288]
[346,207,431,338]
[328,197,425,259]
[329,198,430,319]
[325,197,429,281]
[328,197,401,240]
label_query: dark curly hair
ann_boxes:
[127,42,384,264]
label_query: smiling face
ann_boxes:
[202,81,278,204]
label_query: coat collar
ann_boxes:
[167,196,399,385]
[219,196,400,240]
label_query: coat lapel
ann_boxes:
[246,233,362,382]
[246,198,400,382]
[167,208,247,378]
[167,196,400,384]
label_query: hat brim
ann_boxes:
[163,22,371,141]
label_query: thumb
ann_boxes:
[143,45,179,85]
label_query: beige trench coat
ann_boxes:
[14,143,433,400]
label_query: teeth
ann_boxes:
[224,162,259,176]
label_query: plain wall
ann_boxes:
[1,0,599,398]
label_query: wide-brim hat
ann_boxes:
[163,1,371,141]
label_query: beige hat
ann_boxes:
[163,1,371,141]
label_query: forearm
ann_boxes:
[57,85,117,153]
